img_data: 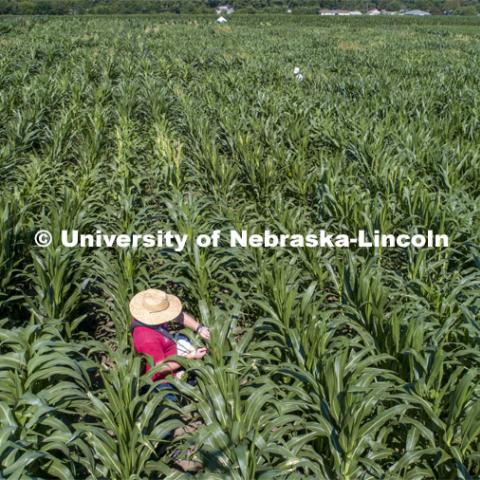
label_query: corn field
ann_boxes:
[0,14,479,479]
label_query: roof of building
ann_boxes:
[319,9,363,16]
[404,9,431,15]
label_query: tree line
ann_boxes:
[0,0,478,17]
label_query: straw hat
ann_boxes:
[129,289,182,325]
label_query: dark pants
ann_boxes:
[154,382,177,403]
[149,382,177,441]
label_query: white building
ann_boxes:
[319,9,362,16]
[216,5,234,15]
[216,16,228,24]
[404,9,431,16]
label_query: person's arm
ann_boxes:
[155,347,207,374]
[153,360,182,377]
[176,312,210,341]
[141,341,207,379]
[137,338,180,380]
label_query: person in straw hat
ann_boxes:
[129,288,209,393]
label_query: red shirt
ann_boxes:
[132,324,177,382]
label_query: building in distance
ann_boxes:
[404,9,431,16]
[215,5,234,15]
[319,9,362,16]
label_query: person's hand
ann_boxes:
[187,347,208,360]
[197,325,210,342]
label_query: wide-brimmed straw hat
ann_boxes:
[129,289,182,325]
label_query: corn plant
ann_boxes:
[0,13,479,479]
